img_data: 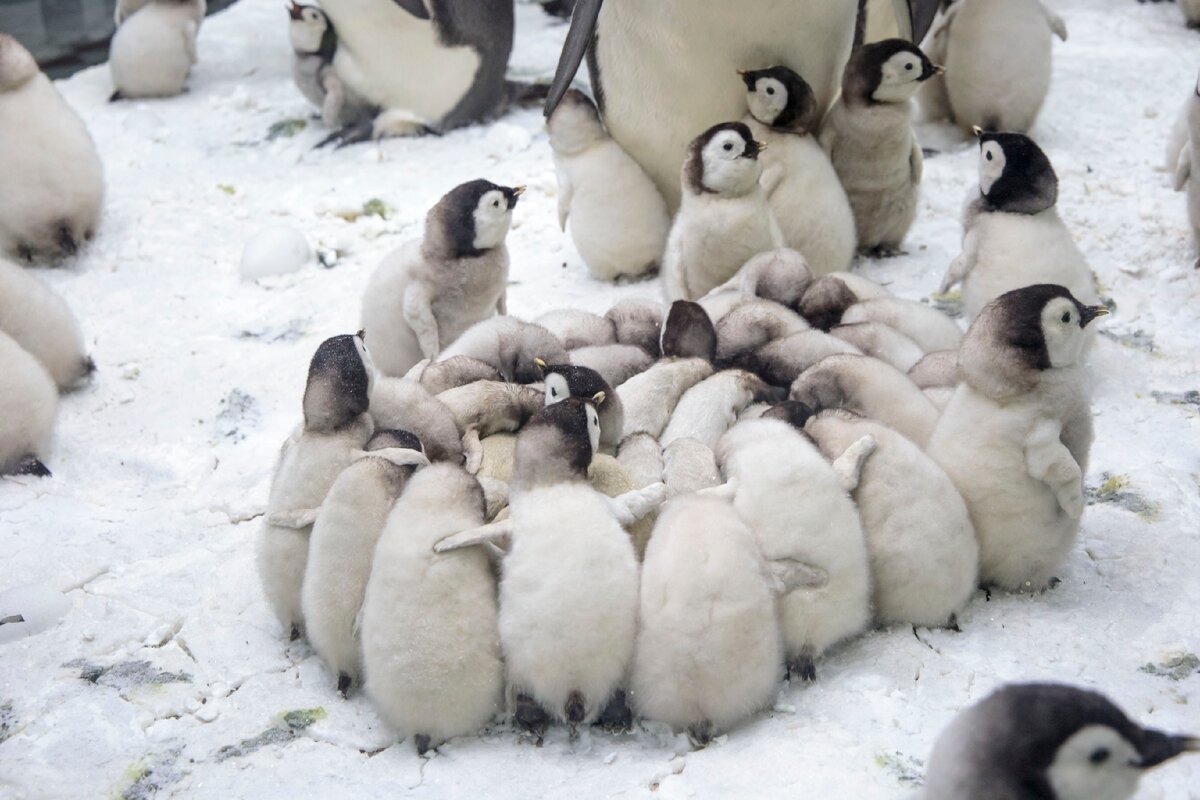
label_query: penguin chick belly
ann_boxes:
[827,105,918,250]
[631,497,782,735]
[426,251,509,348]
[560,144,670,280]
[327,5,478,121]
[961,212,1097,322]
[499,486,639,723]
[669,194,778,300]
[301,460,401,685]
[927,387,1079,591]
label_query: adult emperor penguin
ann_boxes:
[926,285,1106,591]
[0,34,104,261]
[922,684,1199,800]
[314,0,517,142]
[287,2,374,130]
[544,0,941,211]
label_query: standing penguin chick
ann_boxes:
[548,90,671,281]
[922,683,1199,800]
[301,430,429,695]
[662,122,783,301]
[820,39,941,255]
[631,495,783,746]
[434,399,662,728]
[0,35,103,261]
[109,0,206,100]
[0,258,93,390]
[715,417,873,679]
[740,66,857,276]
[361,180,522,378]
[287,2,373,129]
[360,463,501,754]
[539,361,624,448]
[0,330,57,477]
[927,285,1107,591]
[941,132,1098,322]
[937,0,1067,133]
[805,410,977,628]
[257,334,374,640]
[1173,71,1200,254]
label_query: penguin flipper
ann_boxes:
[556,167,573,232]
[366,447,431,469]
[910,138,924,185]
[608,482,667,526]
[1024,420,1084,520]
[1037,1,1069,41]
[767,559,829,594]
[544,0,603,116]
[402,284,440,360]
[267,508,321,529]
[1175,145,1192,193]
[832,434,877,493]
[433,520,514,554]
[476,476,510,521]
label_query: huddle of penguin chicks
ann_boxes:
[0,258,95,477]
[256,164,1114,755]
[548,38,943,291]
[109,0,206,101]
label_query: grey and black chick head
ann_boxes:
[763,400,815,432]
[512,396,602,489]
[538,360,623,447]
[366,428,424,455]
[302,332,374,432]
[424,179,525,259]
[0,33,38,93]
[798,276,858,331]
[959,284,1107,399]
[287,2,336,58]
[740,66,820,134]
[661,301,717,362]
[976,131,1058,214]
[684,122,765,196]
[843,39,941,105]
[923,683,1198,800]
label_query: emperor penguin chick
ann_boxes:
[435,316,568,384]
[109,0,206,100]
[548,89,671,281]
[662,437,721,497]
[740,66,856,276]
[749,330,863,387]
[937,0,1068,134]
[711,248,815,310]
[287,2,373,129]
[435,380,544,472]
[798,272,892,331]
[301,430,429,694]
[370,377,463,464]
[662,122,783,301]
[790,354,941,446]
[257,333,374,639]
[360,462,501,754]
[0,258,93,390]
[604,298,664,356]
[405,355,500,395]
[617,432,664,490]
[0,330,57,477]
[0,34,103,261]
[830,322,925,373]
[908,350,959,390]
[715,417,872,680]
[926,285,1107,591]
[1173,71,1200,252]
[570,344,654,389]
[435,399,663,727]
[840,297,963,353]
[539,361,623,448]
[940,132,1098,322]
[820,40,941,255]
[922,683,1199,800]
[715,299,811,367]
[534,309,616,351]
[631,495,783,747]
[806,410,977,627]
[617,358,715,440]
[361,180,523,377]
[661,369,770,450]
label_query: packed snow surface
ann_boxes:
[1,0,1199,797]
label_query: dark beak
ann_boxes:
[356,329,366,340]
[742,140,764,159]
[545,0,603,116]
[287,1,304,20]
[920,61,943,81]
[1079,305,1110,328]
[738,68,757,91]
[1135,731,1200,768]
[505,185,525,209]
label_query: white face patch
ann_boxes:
[1046,725,1142,800]
[700,130,761,196]
[543,373,570,407]
[288,8,329,55]
[874,51,927,103]
[747,77,788,126]
[355,335,376,398]
[472,189,513,251]
[1039,297,1087,368]
[586,403,601,455]
[979,141,1006,196]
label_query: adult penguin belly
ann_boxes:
[322,0,480,124]
[552,0,938,211]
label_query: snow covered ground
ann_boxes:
[1,0,1199,797]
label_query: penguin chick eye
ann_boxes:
[766,87,775,95]
[723,142,733,152]
[985,152,993,161]
[550,388,558,397]
[905,63,913,71]
[493,200,500,208]
[1089,748,1110,765]
[1061,311,1071,324]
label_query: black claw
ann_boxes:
[946,614,962,633]
[55,225,77,256]
[787,655,817,683]
[109,90,124,102]
[515,692,550,739]
[593,690,633,733]
[337,671,352,697]
[16,244,34,262]
[687,720,713,748]
[289,624,301,641]
[414,733,433,756]
[83,357,97,377]
[1048,577,1062,589]
[316,118,374,150]
[565,690,586,724]
[14,456,51,478]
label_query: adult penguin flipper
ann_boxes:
[907,0,941,43]
[544,0,603,116]
[391,0,431,20]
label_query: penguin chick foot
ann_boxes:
[687,720,714,749]
[14,456,51,478]
[863,245,907,259]
[593,690,633,733]
[787,654,817,683]
[921,147,940,158]
[337,671,353,698]
[414,733,435,756]
[514,693,550,741]
[946,614,962,633]
[289,623,301,642]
